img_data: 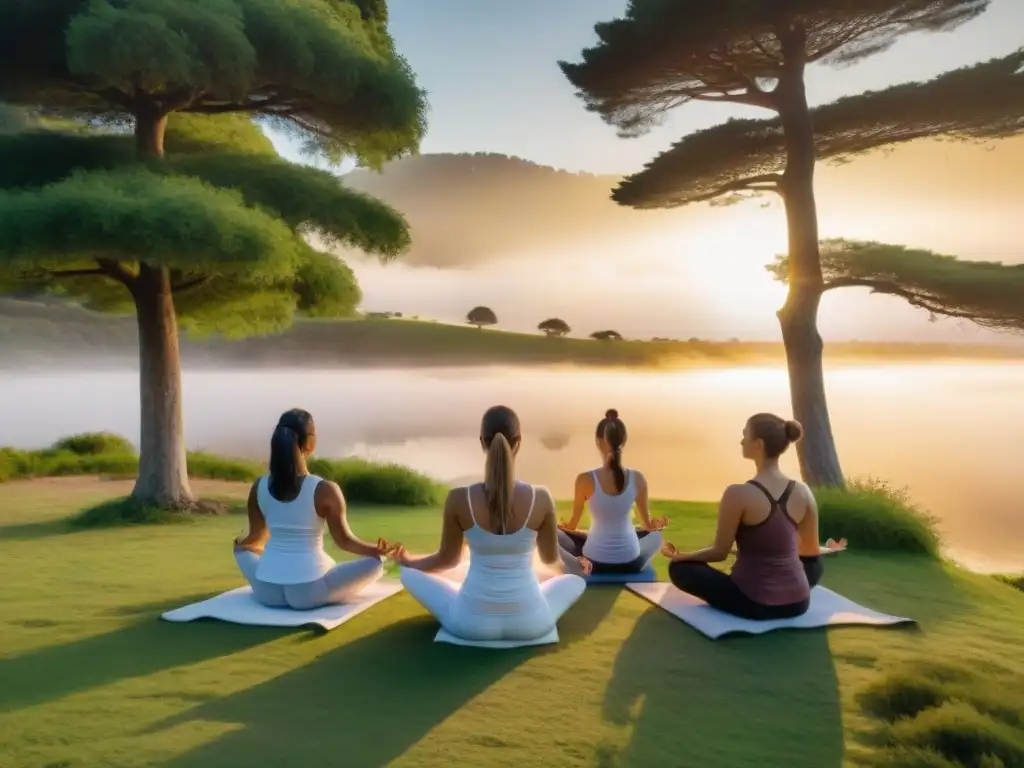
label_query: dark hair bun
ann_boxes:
[605,408,619,420]
[783,419,803,442]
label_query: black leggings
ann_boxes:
[560,528,655,574]
[667,557,823,621]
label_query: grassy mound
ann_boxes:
[816,477,943,559]
[0,433,445,507]
[858,660,1024,768]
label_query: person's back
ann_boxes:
[583,469,640,563]
[255,473,336,585]
[453,482,553,638]
[395,404,587,643]
[730,480,809,605]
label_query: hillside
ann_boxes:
[339,152,680,267]
[1,298,1021,370]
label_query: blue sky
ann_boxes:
[271,0,1024,174]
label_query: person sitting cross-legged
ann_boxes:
[556,409,667,576]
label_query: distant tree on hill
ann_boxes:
[590,330,623,341]
[560,2,1022,488]
[538,317,571,337]
[467,306,498,329]
[770,240,1024,332]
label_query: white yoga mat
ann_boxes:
[434,627,560,648]
[627,582,915,639]
[161,580,404,631]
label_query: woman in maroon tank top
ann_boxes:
[660,413,844,621]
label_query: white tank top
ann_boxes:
[456,483,550,618]
[582,469,640,564]
[254,474,337,585]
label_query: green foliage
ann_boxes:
[308,457,445,507]
[994,574,1024,593]
[770,239,1024,333]
[559,0,987,138]
[0,0,427,167]
[538,317,571,336]
[815,477,942,558]
[52,431,136,456]
[859,660,1024,768]
[612,49,1024,208]
[0,433,443,506]
[70,496,197,528]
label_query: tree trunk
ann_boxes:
[130,263,195,507]
[776,26,845,488]
[135,108,168,159]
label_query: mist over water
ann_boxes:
[5,362,1022,573]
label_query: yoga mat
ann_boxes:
[161,580,404,630]
[627,583,915,640]
[586,565,657,584]
[434,627,559,648]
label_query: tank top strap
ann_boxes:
[517,484,539,532]
[466,485,479,528]
[777,481,798,524]
[746,480,777,506]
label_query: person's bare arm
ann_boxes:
[795,485,824,557]
[537,489,591,576]
[664,485,744,564]
[633,471,667,531]
[561,473,590,530]
[234,481,269,552]
[318,481,390,558]
[396,490,465,572]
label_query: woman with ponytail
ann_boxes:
[557,409,667,575]
[392,405,588,642]
[233,408,395,610]
[661,413,845,620]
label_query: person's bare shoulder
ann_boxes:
[314,478,344,506]
[532,485,557,516]
[631,469,648,488]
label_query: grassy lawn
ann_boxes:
[2,478,1023,768]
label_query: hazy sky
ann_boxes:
[269,2,1023,342]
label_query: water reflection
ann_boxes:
[1,362,1021,572]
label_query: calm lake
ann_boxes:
[5,362,1022,573]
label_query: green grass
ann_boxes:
[1,481,1023,768]
[0,433,445,507]
[3,296,1022,370]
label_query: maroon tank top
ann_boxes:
[730,481,810,606]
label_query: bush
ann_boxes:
[994,574,1023,593]
[52,432,136,456]
[308,457,444,506]
[71,497,195,528]
[815,477,942,559]
[0,433,443,508]
[186,451,262,482]
[886,702,1024,768]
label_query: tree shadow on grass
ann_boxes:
[600,605,845,768]
[0,614,284,713]
[151,587,620,768]
[0,518,73,540]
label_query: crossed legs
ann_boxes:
[400,567,586,641]
[234,551,384,610]
[558,528,663,574]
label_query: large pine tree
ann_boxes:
[0,0,426,507]
[559,0,1015,486]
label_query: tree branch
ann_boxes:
[96,259,136,287]
[822,277,982,321]
[171,275,210,293]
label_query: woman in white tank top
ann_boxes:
[233,409,395,610]
[557,409,668,574]
[392,405,588,642]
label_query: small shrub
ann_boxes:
[994,574,1023,593]
[815,477,942,558]
[887,702,1024,768]
[52,432,136,456]
[186,451,262,482]
[71,497,195,528]
[861,673,950,722]
[309,457,444,506]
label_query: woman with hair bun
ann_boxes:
[661,413,843,620]
[392,405,588,642]
[232,408,394,610]
[557,409,668,576]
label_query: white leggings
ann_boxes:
[234,551,384,610]
[400,567,586,641]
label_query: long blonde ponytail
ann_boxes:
[484,432,515,533]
